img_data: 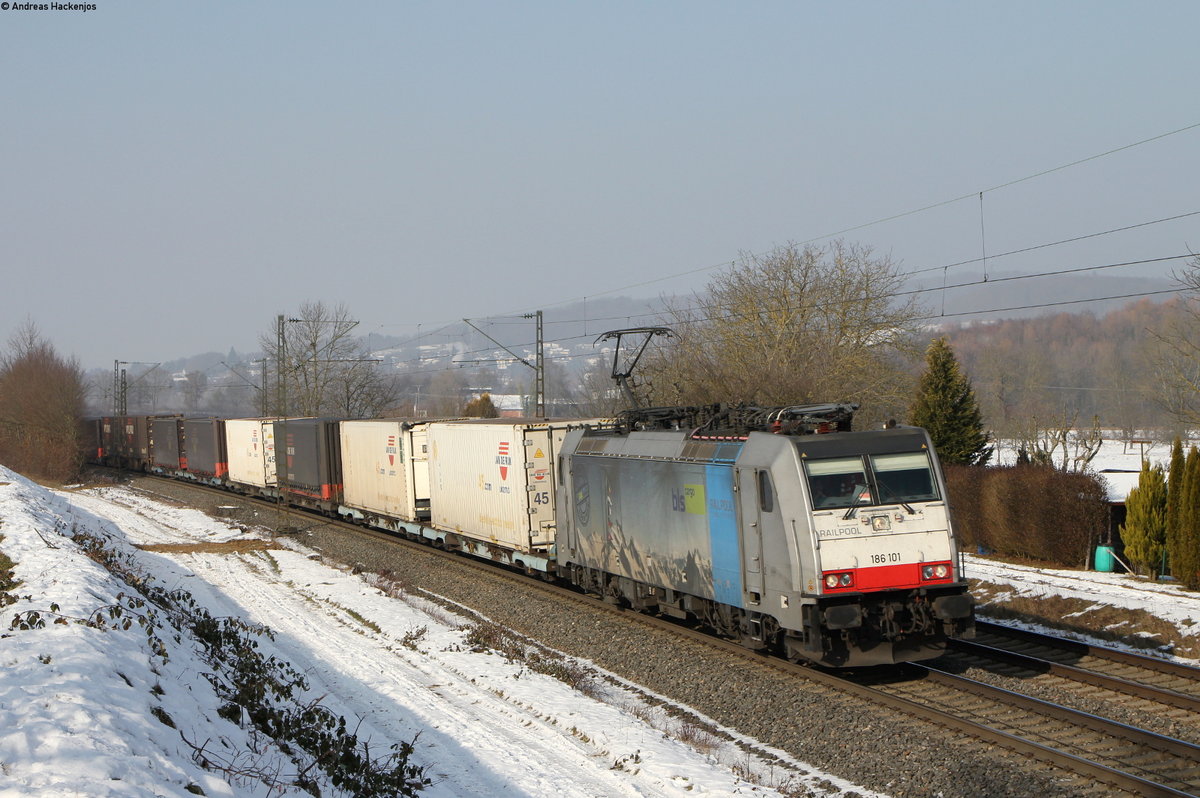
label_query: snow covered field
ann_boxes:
[0,468,880,798]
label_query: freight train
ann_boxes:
[84,404,974,667]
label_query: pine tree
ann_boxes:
[1166,437,1186,576]
[1121,460,1167,578]
[908,337,993,466]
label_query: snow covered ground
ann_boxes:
[0,468,881,798]
[4,465,1200,798]
[965,554,1200,663]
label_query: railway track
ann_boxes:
[124,472,1200,796]
[960,620,1200,710]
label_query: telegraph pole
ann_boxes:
[526,310,544,416]
[462,311,545,417]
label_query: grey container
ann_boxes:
[150,417,185,470]
[183,418,227,479]
[274,418,342,505]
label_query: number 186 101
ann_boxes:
[870,552,901,565]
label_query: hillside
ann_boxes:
[938,296,1188,434]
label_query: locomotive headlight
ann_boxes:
[921,563,953,581]
[823,572,854,590]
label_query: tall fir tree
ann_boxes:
[1121,460,1168,578]
[1166,437,1186,576]
[908,337,993,466]
[1178,447,1200,589]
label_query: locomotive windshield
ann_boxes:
[805,451,939,509]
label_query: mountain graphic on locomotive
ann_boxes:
[85,403,973,668]
[560,403,974,667]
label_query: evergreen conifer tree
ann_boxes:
[462,392,499,418]
[1166,437,1186,576]
[1179,447,1200,589]
[1121,460,1167,578]
[908,337,993,466]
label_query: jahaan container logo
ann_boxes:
[496,441,511,480]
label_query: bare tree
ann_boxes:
[1011,410,1103,472]
[259,302,399,418]
[644,241,926,423]
[423,370,467,417]
[0,320,88,481]
[1151,259,1200,426]
[558,357,629,418]
[181,370,209,411]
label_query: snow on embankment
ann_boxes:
[0,468,248,798]
[966,554,1200,661]
[0,467,878,798]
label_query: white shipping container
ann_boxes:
[339,420,432,522]
[427,420,598,552]
[225,418,278,489]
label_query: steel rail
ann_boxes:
[947,637,1200,713]
[973,619,1200,682]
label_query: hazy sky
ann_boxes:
[2,1,1197,369]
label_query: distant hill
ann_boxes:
[912,269,1177,322]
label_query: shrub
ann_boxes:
[945,464,1108,567]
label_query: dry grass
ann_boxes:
[137,540,280,555]
[970,578,1200,659]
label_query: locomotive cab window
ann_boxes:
[870,452,939,503]
[757,470,774,513]
[805,457,871,509]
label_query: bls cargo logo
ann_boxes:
[496,441,512,480]
[671,484,706,514]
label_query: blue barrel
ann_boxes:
[1094,545,1115,572]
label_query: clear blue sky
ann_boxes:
[2,1,1197,368]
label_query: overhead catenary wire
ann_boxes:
[386,206,1199,363]
[366,121,1200,347]
[375,251,1196,373]
[471,120,1200,320]
[373,282,1193,383]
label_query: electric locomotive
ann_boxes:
[556,404,974,667]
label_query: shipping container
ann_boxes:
[426,419,605,554]
[339,419,433,523]
[274,418,342,507]
[150,417,186,471]
[79,418,104,465]
[99,417,117,466]
[182,418,227,480]
[114,416,151,470]
[225,418,278,490]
